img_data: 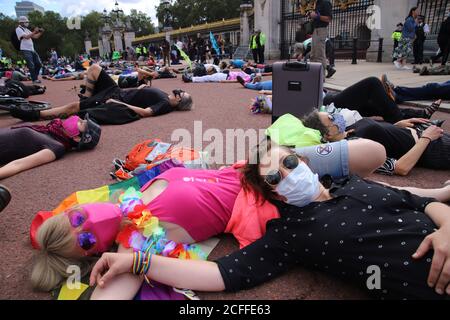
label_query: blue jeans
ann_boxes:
[394,80,450,103]
[245,80,272,91]
[21,50,42,82]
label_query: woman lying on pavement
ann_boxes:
[32,136,412,298]
[324,76,441,123]
[10,64,193,125]
[0,114,101,180]
[302,110,449,175]
[88,140,450,299]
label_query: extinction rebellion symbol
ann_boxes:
[317,145,333,156]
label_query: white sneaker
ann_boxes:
[394,61,402,69]
[402,65,411,70]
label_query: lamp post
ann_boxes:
[160,0,173,32]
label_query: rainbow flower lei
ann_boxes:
[115,187,206,260]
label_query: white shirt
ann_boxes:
[16,26,34,51]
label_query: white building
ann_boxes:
[15,1,45,18]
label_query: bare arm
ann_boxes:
[90,253,226,292]
[394,138,431,176]
[90,246,143,300]
[0,149,56,180]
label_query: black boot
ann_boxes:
[0,185,11,213]
[10,106,41,121]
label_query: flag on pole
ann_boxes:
[209,32,221,56]
[176,44,192,69]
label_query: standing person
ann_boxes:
[393,7,419,70]
[162,39,171,67]
[413,15,426,65]
[50,48,58,67]
[392,23,403,62]
[249,31,258,63]
[431,11,450,66]
[15,16,44,84]
[195,34,205,63]
[308,0,333,78]
[256,29,266,64]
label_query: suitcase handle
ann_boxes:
[283,61,310,71]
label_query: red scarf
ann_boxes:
[12,119,75,150]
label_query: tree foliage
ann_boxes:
[156,0,242,29]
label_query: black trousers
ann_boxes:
[258,46,265,64]
[323,77,425,124]
[413,39,425,64]
[252,49,258,63]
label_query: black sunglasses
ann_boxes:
[263,154,299,186]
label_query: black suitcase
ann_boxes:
[272,61,323,123]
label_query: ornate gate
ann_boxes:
[280,0,375,59]
[417,0,450,35]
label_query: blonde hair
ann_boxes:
[31,214,92,292]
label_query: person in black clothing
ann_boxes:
[195,34,206,63]
[432,13,450,66]
[413,16,426,65]
[303,111,449,176]
[89,141,450,300]
[10,64,193,125]
[323,77,440,124]
[0,114,101,180]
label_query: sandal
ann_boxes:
[380,74,395,102]
[424,99,442,119]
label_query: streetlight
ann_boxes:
[160,0,172,31]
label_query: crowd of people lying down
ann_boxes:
[0,56,450,301]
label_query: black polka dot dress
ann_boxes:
[216,176,447,300]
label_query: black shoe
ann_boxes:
[0,185,11,212]
[10,105,41,121]
[326,67,336,79]
[182,74,192,83]
[236,75,246,87]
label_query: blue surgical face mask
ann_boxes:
[276,162,321,208]
[330,113,347,134]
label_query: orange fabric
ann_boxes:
[225,161,281,249]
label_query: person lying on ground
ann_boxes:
[303,110,449,176]
[182,68,251,83]
[382,75,450,103]
[42,71,86,81]
[324,77,441,123]
[31,139,450,298]
[117,67,153,89]
[9,64,193,125]
[0,114,101,180]
[237,76,272,91]
[89,140,450,300]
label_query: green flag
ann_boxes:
[176,44,192,69]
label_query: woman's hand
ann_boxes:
[394,118,429,128]
[413,222,450,295]
[89,253,134,288]
[422,125,444,142]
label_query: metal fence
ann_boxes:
[417,0,450,35]
[280,0,375,59]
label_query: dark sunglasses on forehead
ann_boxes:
[263,154,299,186]
[173,89,185,98]
[68,208,97,251]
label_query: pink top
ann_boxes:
[141,167,241,242]
[228,71,251,83]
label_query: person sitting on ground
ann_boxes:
[0,114,101,180]
[0,185,11,212]
[303,109,449,176]
[10,64,193,125]
[381,75,450,103]
[88,140,450,300]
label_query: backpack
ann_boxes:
[192,62,207,77]
[11,27,22,51]
[112,139,203,180]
